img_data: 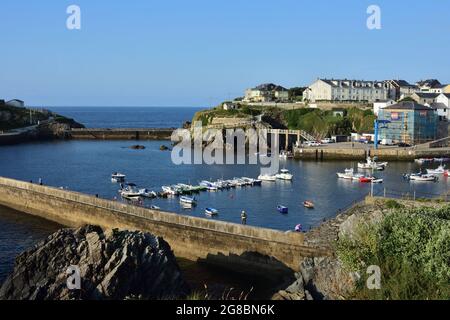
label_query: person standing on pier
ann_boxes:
[241,210,247,225]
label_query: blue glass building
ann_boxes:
[378,101,438,145]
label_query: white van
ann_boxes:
[380,139,394,146]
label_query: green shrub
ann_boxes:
[385,200,404,209]
[336,205,450,300]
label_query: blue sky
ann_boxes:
[0,0,449,107]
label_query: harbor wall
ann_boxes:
[69,128,174,140]
[0,177,327,274]
[294,147,450,161]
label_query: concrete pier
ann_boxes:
[294,145,450,161]
[0,177,330,275]
[69,128,174,140]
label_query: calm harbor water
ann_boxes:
[49,106,203,128]
[1,140,449,231]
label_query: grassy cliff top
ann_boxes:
[193,103,375,138]
[0,104,83,131]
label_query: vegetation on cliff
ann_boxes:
[283,107,375,137]
[0,105,83,131]
[193,103,375,138]
[336,203,450,300]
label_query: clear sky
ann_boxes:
[0,0,449,107]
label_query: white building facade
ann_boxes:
[303,79,389,102]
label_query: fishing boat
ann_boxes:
[359,176,374,183]
[415,158,434,165]
[409,174,438,182]
[303,201,315,209]
[205,208,219,216]
[111,172,126,182]
[139,189,157,198]
[200,181,219,191]
[426,165,446,175]
[276,169,293,181]
[357,157,387,170]
[120,183,141,198]
[337,168,357,180]
[180,196,197,205]
[258,174,277,182]
[277,205,289,214]
[162,186,179,196]
[434,157,450,163]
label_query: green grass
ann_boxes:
[336,205,450,300]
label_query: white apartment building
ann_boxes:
[303,79,389,102]
[244,83,289,102]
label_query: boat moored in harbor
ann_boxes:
[111,172,126,183]
[303,201,314,209]
[276,169,293,181]
[426,165,447,175]
[257,174,277,182]
[358,157,387,170]
[180,196,197,205]
[205,208,219,216]
[162,186,179,196]
[277,205,289,214]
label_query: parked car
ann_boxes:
[306,141,321,147]
[380,139,394,146]
[321,138,335,144]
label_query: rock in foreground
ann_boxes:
[0,225,190,300]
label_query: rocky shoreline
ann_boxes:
[0,225,189,300]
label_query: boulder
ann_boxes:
[129,145,146,150]
[0,225,190,300]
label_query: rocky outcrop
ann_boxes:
[0,225,189,300]
[129,145,146,150]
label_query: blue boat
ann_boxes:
[277,205,289,214]
[180,196,197,205]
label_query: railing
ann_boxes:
[372,188,450,202]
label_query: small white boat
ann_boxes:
[200,181,219,191]
[162,186,179,196]
[150,205,161,210]
[120,183,141,197]
[276,169,293,181]
[336,168,363,181]
[258,174,277,182]
[111,172,126,182]
[205,208,219,216]
[426,165,446,175]
[409,174,438,182]
[337,168,355,180]
[180,196,197,205]
[371,178,384,184]
[358,157,387,170]
[415,158,434,165]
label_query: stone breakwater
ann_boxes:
[69,128,174,140]
[0,177,326,276]
[0,225,190,300]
